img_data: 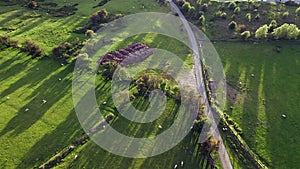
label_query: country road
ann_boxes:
[168,1,233,169]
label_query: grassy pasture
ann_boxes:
[214,41,300,169]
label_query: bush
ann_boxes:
[240,31,251,40]
[255,13,260,20]
[52,42,71,58]
[90,9,108,25]
[228,2,237,10]
[234,7,241,14]
[85,29,95,38]
[255,24,269,39]
[246,13,252,22]
[27,1,38,9]
[199,15,205,26]
[0,36,18,50]
[272,23,299,39]
[269,19,277,32]
[282,11,289,18]
[238,24,247,33]
[21,40,44,58]
[228,21,237,30]
[215,11,227,19]
[201,3,208,12]
[296,7,300,16]
[182,1,192,12]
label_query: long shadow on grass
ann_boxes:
[0,50,33,84]
[264,44,300,168]
[0,64,73,136]
[16,108,83,169]
[0,9,27,27]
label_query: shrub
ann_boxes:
[85,29,95,38]
[215,11,227,19]
[21,40,44,58]
[228,21,237,30]
[27,1,38,9]
[228,2,237,10]
[201,3,208,12]
[269,19,277,32]
[182,1,192,12]
[90,9,108,25]
[255,24,269,39]
[52,42,71,58]
[296,7,300,16]
[238,24,247,33]
[282,11,289,18]
[240,31,251,40]
[255,13,260,20]
[199,15,205,26]
[0,36,18,50]
[272,23,299,39]
[246,13,252,22]
[234,7,241,14]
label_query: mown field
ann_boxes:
[214,41,300,169]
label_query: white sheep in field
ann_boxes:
[174,164,178,169]
[42,100,47,104]
[180,161,184,166]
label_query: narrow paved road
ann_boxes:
[168,1,233,169]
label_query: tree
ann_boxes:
[90,9,108,25]
[269,19,277,32]
[228,21,237,30]
[85,29,95,38]
[296,7,300,16]
[182,1,192,13]
[287,24,300,39]
[246,13,252,22]
[21,40,44,58]
[234,7,241,14]
[199,15,205,26]
[228,2,237,10]
[255,24,268,39]
[27,1,38,9]
[272,23,299,39]
[241,31,251,40]
[282,11,289,18]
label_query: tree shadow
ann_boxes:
[0,64,72,137]
[16,108,83,169]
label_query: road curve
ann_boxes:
[168,1,233,169]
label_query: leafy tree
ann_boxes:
[201,3,208,12]
[182,1,192,13]
[272,23,299,39]
[228,21,237,30]
[27,1,38,9]
[234,6,241,14]
[246,13,252,22]
[228,2,237,10]
[255,24,268,39]
[85,29,95,38]
[282,11,289,18]
[0,36,18,50]
[90,9,108,25]
[199,15,205,26]
[241,31,251,40]
[255,13,260,20]
[296,7,300,16]
[269,19,277,32]
[21,40,44,58]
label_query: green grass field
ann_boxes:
[1,0,300,168]
[214,41,300,169]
